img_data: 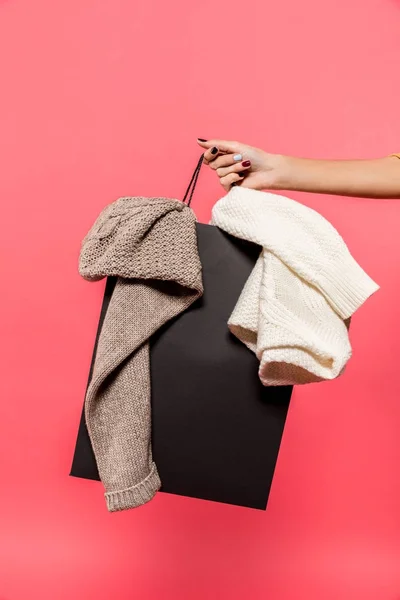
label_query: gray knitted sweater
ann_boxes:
[79,197,203,512]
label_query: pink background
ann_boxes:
[1,0,400,598]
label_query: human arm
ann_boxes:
[197,139,400,199]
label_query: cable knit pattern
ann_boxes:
[79,197,203,511]
[211,187,379,385]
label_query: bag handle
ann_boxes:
[182,153,205,207]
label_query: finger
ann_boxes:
[216,160,251,178]
[207,153,245,170]
[203,145,220,164]
[197,138,243,154]
[220,172,245,192]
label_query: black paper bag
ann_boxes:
[70,221,292,510]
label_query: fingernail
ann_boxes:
[242,160,251,167]
[211,147,218,155]
[197,138,207,142]
[233,154,242,161]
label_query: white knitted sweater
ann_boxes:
[211,187,379,385]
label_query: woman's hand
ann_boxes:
[197,138,287,192]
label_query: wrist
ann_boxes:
[274,156,316,192]
[265,154,295,191]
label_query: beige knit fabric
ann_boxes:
[79,197,203,512]
[211,187,379,385]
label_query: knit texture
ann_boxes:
[79,197,203,511]
[211,187,379,385]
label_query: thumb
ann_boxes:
[197,138,242,154]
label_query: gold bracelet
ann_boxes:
[390,153,400,159]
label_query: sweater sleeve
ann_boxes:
[314,252,379,320]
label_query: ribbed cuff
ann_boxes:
[317,255,379,320]
[105,462,161,512]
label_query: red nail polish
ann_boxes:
[242,160,251,167]
[211,147,218,155]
